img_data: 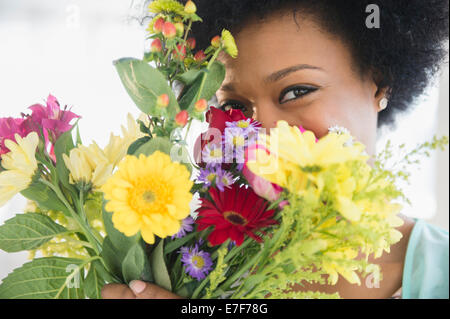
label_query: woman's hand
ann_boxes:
[101,280,183,299]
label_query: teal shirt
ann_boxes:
[402,219,449,299]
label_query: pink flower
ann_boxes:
[0,117,31,156]
[28,94,80,145]
[243,144,283,202]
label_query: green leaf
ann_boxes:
[169,144,193,176]
[53,126,76,192]
[122,243,146,284]
[127,136,151,155]
[101,201,141,284]
[102,201,140,252]
[84,260,105,299]
[76,125,82,146]
[99,236,125,283]
[178,61,225,112]
[150,239,172,291]
[21,181,70,217]
[0,257,85,299]
[175,69,204,86]
[164,231,196,255]
[114,58,180,117]
[135,136,173,156]
[0,213,69,252]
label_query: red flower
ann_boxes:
[196,184,277,246]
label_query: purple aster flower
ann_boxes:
[216,170,235,192]
[197,166,220,187]
[172,216,195,239]
[202,142,223,167]
[180,242,213,281]
[226,119,259,135]
[197,166,236,192]
[223,127,247,164]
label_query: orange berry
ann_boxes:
[194,50,206,62]
[156,94,169,108]
[174,22,184,37]
[153,17,165,33]
[162,21,176,39]
[172,44,186,61]
[175,110,189,127]
[211,35,221,48]
[194,99,208,112]
[186,37,196,50]
[151,38,162,53]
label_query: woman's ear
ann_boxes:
[370,68,392,112]
[375,86,391,112]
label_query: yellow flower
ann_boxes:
[1,132,39,175]
[104,113,144,167]
[102,151,193,244]
[221,29,238,58]
[247,121,369,195]
[0,132,39,207]
[63,143,113,190]
[63,113,144,190]
[148,0,185,15]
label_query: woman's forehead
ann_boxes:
[219,15,353,85]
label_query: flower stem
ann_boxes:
[192,47,222,104]
[39,178,102,255]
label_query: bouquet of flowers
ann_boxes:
[0,0,447,299]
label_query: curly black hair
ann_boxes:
[149,0,450,128]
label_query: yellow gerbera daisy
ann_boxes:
[101,151,193,244]
[0,132,39,207]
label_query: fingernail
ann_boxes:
[129,280,146,294]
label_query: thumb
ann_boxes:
[129,280,183,299]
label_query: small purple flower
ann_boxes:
[197,166,235,191]
[197,166,220,187]
[180,241,213,281]
[226,119,259,135]
[202,143,223,167]
[216,170,235,192]
[223,127,247,164]
[172,216,195,239]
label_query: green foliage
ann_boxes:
[53,129,76,191]
[135,136,173,156]
[178,61,226,115]
[0,257,85,299]
[127,136,151,155]
[21,180,70,217]
[122,243,146,284]
[84,260,106,299]
[150,239,172,291]
[114,58,180,117]
[0,213,69,252]
[204,245,228,298]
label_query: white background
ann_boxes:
[0,0,448,283]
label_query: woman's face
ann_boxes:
[216,11,385,156]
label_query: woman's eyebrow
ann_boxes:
[265,64,324,83]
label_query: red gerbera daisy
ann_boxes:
[195,184,278,246]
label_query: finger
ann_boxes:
[101,283,137,299]
[129,280,183,299]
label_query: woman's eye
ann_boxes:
[220,101,253,118]
[279,86,318,104]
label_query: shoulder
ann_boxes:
[401,218,449,299]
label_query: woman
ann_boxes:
[102,0,449,299]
